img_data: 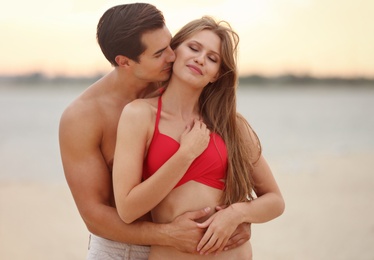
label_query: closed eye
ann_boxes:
[189,46,198,52]
[208,56,217,63]
[153,46,168,58]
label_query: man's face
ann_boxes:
[132,26,175,82]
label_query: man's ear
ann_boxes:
[115,55,130,67]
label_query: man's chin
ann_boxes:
[160,72,172,82]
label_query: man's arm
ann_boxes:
[140,208,210,252]
[59,104,141,242]
[58,104,210,252]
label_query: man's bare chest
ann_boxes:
[100,121,118,173]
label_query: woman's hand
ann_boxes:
[179,119,210,160]
[196,205,244,255]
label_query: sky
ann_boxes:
[1,0,373,78]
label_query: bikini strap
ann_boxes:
[154,95,162,133]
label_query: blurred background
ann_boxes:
[1,0,373,259]
[1,0,373,77]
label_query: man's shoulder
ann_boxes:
[60,87,104,132]
[62,94,97,119]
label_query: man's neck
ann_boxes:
[106,69,151,101]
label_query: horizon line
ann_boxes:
[1,72,374,80]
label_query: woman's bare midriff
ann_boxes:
[149,181,252,259]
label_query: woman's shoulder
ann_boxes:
[122,98,158,119]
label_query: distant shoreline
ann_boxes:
[0,72,373,87]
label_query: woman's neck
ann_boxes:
[162,79,203,121]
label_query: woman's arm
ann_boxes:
[196,155,285,255]
[196,117,285,255]
[113,100,210,224]
[233,155,285,222]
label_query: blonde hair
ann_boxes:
[171,16,261,204]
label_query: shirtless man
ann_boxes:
[59,3,250,259]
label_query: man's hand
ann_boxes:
[165,207,211,254]
[217,205,251,252]
[224,222,251,251]
[196,205,251,255]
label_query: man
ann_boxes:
[59,3,250,259]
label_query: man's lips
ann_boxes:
[162,65,172,72]
[187,64,202,75]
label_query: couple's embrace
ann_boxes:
[59,3,284,260]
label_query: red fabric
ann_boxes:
[142,96,227,190]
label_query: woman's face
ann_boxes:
[172,29,221,88]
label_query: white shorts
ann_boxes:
[87,234,150,260]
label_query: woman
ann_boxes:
[113,16,285,259]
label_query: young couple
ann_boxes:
[59,3,284,260]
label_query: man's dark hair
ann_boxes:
[97,3,165,65]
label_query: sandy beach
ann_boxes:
[1,152,373,259]
[0,181,87,259]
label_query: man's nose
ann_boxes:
[166,46,176,62]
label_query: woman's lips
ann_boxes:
[187,64,202,75]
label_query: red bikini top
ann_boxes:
[142,95,227,190]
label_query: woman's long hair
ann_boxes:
[171,16,262,204]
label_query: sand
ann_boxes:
[1,152,373,260]
[252,152,374,259]
[0,181,87,259]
